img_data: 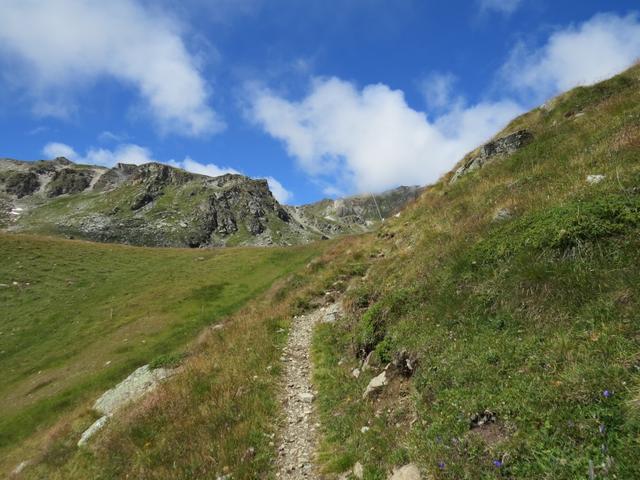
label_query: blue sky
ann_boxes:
[1,1,640,204]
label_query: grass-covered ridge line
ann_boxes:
[0,233,323,475]
[311,65,640,478]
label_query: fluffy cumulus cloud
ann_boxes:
[0,0,221,136]
[250,11,640,195]
[503,13,640,102]
[249,78,522,194]
[41,142,292,203]
[478,0,523,15]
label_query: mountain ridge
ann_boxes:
[0,157,421,247]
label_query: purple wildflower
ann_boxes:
[438,461,446,469]
[603,390,612,398]
[493,460,503,468]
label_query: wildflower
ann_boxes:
[493,460,503,468]
[603,390,612,398]
[438,461,446,469]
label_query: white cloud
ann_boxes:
[419,72,459,110]
[265,176,293,203]
[43,142,155,166]
[249,77,522,194]
[478,0,523,15]
[98,131,126,143]
[0,0,222,136]
[503,13,640,102]
[175,157,240,177]
[43,142,79,161]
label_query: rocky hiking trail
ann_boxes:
[276,302,343,479]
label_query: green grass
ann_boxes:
[13,235,370,480]
[0,233,322,473]
[311,65,640,479]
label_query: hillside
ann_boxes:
[0,234,325,476]
[4,65,640,480]
[0,159,419,247]
[310,64,640,478]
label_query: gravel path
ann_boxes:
[276,304,341,479]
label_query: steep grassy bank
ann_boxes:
[0,234,323,476]
[312,66,640,478]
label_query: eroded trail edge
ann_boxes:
[276,303,342,479]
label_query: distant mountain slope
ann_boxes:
[0,158,420,247]
[287,185,423,237]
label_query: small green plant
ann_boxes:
[149,352,187,369]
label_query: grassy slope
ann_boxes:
[10,235,372,480]
[0,233,322,475]
[312,66,640,479]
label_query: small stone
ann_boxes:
[492,208,512,222]
[587,174,605,185]
[78,416,109,447]
[360,426,370,433]
[12,460,31,476]
[299,392,314,403]
[361,351,374,371]
[389,464,421,480]
[353,461,364,479]
[352,368,361,378]
[363,370,388,399]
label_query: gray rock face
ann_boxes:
[451,130,533,183]
[46,168,94,197]
[3,171,40,198]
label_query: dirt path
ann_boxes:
[276,303,342,479]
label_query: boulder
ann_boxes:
[363,370,388,399]
[389,464,421,480]
[94,365,172,416]
[450,130,533,183]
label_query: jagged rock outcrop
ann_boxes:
[46,168,94,197]
[3,171,40,198]
[450,130,533,183]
